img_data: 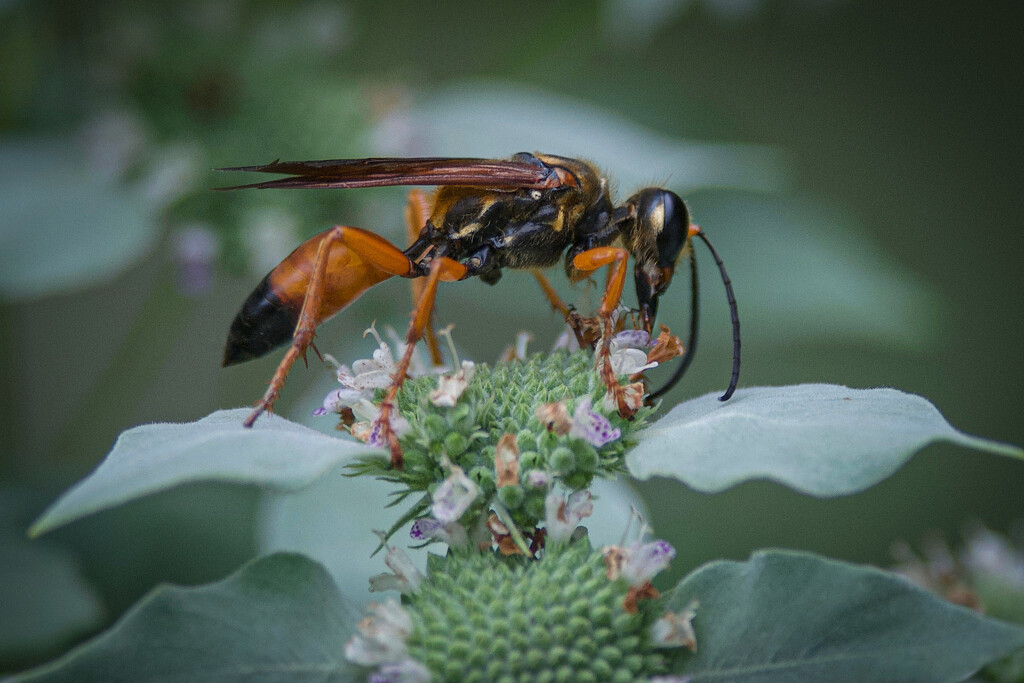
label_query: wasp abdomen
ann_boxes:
[222,228,397,367]
[222,274,298,366]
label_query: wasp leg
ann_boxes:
[405,190,444,367]
[531,270,591,349]
[571,246,642,418]
[531,270,571,317]
[376,256,467,468]
[243,226,416,429]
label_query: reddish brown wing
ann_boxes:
[217,156,567,191]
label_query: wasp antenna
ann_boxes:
[694,228,740,401]
[647,253,699,401]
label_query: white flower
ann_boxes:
[612,329,651,348]
[312,386,365,416]
[430,465,478,523]
[551,325,581,353]
[346,398,412,447]
[369,544,424,594]
[384,325,448,378]
[545,490,594,543]
[570,397,622,447]
[409,518,469,548]
[314,324,413,419]
[608,329,658,376]
[651,600,699,652]
[429,361,476,407]
[611,348,657,377]
[500,330,534,361]
[338,324,397,391]
[604,539,676,587]
[343,599,413,665]
[962,525,1024,587]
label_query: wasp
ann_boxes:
[219,153,740,467]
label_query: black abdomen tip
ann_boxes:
[222,275,298,367]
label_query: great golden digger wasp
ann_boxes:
[219,153,740,467]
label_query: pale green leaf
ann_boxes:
[30,409,383,537]
[0,536,104,661]
[668,549,1024,682]
[628,384,1022,496]
[8,553,360,683]
[0,138,159,300]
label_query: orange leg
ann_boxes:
[405,190,444,367]
[243,226,415,428]
[571,247,641,418]
[533,269,596,349]
[376,256,467,468]
[531,269,571,317]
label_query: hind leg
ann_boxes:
[405,190,444,366]
[243,227,415,428]
[375,256,467,467]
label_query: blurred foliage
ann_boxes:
[1,0,1021,672]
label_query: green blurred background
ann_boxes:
[1,0,1021,671]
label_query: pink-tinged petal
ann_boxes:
[612,329,651,349]
[410,518,468,547]
[570,397,622,447]
[622,539,676,586]
[525,470,551,488]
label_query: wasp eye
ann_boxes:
[628,188,690,267]
[653,191,690,267]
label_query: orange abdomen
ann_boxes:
[222,228,394,366]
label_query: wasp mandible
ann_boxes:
[219,153,740,467]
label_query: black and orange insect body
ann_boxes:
[220,152,741,467]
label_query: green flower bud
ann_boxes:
[550,446,575,474]
[497,484,525,509]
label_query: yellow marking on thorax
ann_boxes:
[455,222,483,239]
[551,207,566,232]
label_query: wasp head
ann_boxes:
[623,188,691,333]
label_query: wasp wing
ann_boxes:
[217,156,569,191]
